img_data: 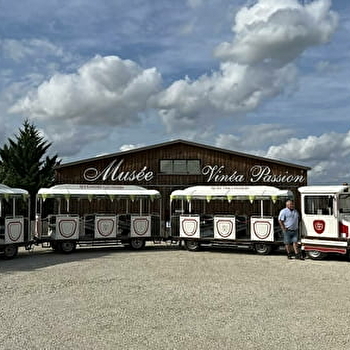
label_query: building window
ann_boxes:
[160,160,173,174]
[160,159,201,174]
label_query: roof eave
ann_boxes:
[55,139,310,171]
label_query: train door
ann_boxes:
[301,194,337,238]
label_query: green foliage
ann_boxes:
[0,120,60,200]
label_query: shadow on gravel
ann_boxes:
[0,243,181,273]
[185,245,350,262]
[199,245,284,256]
[2,242,349,273]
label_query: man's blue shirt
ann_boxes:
[278,208,299,230]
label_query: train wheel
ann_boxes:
[254,243,272,255]
[306,250,326,260]
[3,245,18,259]
[130,238,145,250]
[184,240,200,251]
[60,241,76,254]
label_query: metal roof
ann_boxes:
[56,139,310,170]
[37,184,161,199]
[298,185,350,195]
[0,184,29,197]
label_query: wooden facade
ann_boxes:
[55,140,310,220]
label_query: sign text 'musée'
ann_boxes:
[83,159,305,183]
[84,159,154,182]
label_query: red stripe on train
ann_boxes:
[304,246,347,255]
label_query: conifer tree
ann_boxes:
[0,120,60,216]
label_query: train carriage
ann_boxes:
[0,184,31,259]
[35,184,162,253]
[169,185,293,254]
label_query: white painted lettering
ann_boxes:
[249,165,305,183]
[202,165,245,183]
[83,159,155,182]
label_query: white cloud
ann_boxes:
[10,55,162,126]
[215,0,337,65]
[153,0,337,132]
[119,143,145,152]
[266,133,340,161]
[215,124,294,152]
[265,130,350,183]
[153,62,298,132]
[43,122,112,157]
[214,128,350,184]
[0,38,65,63]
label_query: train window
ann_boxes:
[304,195,333,215]
[339,195,350,213]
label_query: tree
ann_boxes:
[0,120,60,217]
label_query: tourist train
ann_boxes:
[1,183,350,261]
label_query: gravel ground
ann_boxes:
[1,243,350,350]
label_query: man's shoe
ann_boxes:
[296,253,304,260]
[287,254,294,259]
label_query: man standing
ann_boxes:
[278,200,304,260]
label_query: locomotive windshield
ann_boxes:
[304,195,333,215]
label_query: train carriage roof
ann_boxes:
[37,184,161,199]
[170,185,292,201]
[298,185,350,195]
[0,184,29,197]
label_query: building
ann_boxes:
[55,139,310,219]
